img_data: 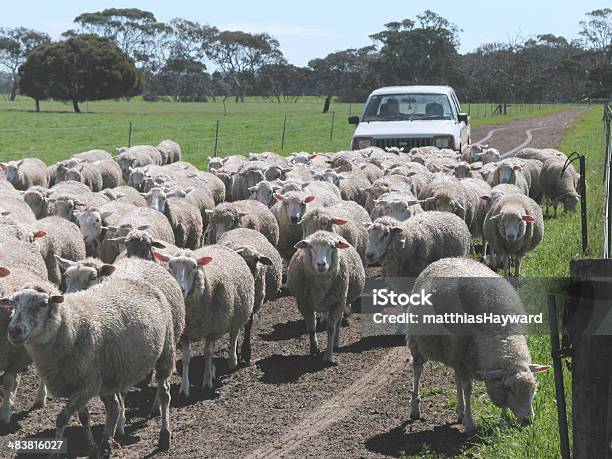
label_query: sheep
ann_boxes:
[483,193,543,277]
[460,143,488,163]
[452,161,483,180]
[22,186,50,219]
[314,168,370,206]
[0,213,39,244]
[301,202,371,263]
[73,149,113,163]
[0,267,55,422]
[487,161,530,195]
[458,178,492,238]
[365,213,471,280]
[165,186,216,227]
[92,159,122,189]
[540,157,580,215]
[365,175,415,212]
[157,139,182,164]
[2,276,179,455]
[0,195,37,227]
[419,177,480,233]
[207,156,225,171]
[231,162,267,201]
[0,158,49,190]
[514,147,566,163]
[370,191,423,222]
[284,165,314,184]
[154,245,254,394]
[479,147,501,164]
[406,257,550,432]
[0,239,49,281]
[64,163,104,192]
[143,187,204,249]
[248,180,282,207]
[46,182,110,221]
[115,145,164,180]
[34,216,86,286]
[195,171,226,204]
[47,164,57,187]
[206,199,279,246]
[101,185,148,207]
[56,257,116,293]
[271,191,319,260]
[217,228,283,363]
[287,231,365,362]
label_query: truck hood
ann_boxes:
[353,120,459,138]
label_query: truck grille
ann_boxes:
[373,137,434,150]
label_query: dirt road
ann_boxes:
[1,107,585,459]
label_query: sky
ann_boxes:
[2,0,608,66]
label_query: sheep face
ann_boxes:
[3,162,21,183]
[54,199,78,222]
[129,169,148,191]
[164,254,212,298]
[480,148,501,164]
[208,209,242,243]
[302,213,347,236]
[454,163,472,179]
[365,222,403,264]
[76,209,107,245]
[242,169,265,188]
[315,169,340,187]
[58,259,115,293]
[290,153,312,166]
[65,168,83,183]
[207,157,224,171]
[384,200,417,222]
[113,229,166,260]
[496,164,520,184]
[275,193,315,225]
[483,370,537,424]
[562,193,580,212]
[23,188,48,219]
[249,182,277,207]
[492,211,533,243]
[264,166,285,181]
[234,246,272,275]
[295,233,348,273]
[3,288,63,345]
[144,188,167,213]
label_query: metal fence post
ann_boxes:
[128,122,132,147]
[281,115,287,150]
[330,112,335,143]
[214,119,220,156]
[579,154,588,255]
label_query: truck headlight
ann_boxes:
[433,136,455,150]
[352,137,373,150]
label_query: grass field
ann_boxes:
[0,96,574,167]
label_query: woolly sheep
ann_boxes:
[157,139,182,164]
[487,161,530,195]
[92,159,122,189]
[483,192,543,277]
[231,163,267,201]
[419,178,480,233]
[540,157,580,215]
[314,168,370,206]
[101,185,148,207]
[206,199,279,245]
[0,158,49,190]
[514,147,566,163]
[0,195,37,227]
[115,145,164,180]
[0,213,39,245]
[56,257,116,293]
[365,175,415,212]
[0,239,49,281]
[64,163,104,192]
[370,190,423,223]
[73,149,113,163]
[2,276,179,455]
[287,231,365,362]
[365,213,471,280]
[154,245,254,393]
[301,201,371,262]
[248,180,282,207]
[271,190,320,260]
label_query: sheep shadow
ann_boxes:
[169,355,233,408]
[259,319,306,342]
[365,420,473,457]
[338,334,405,354]
[0,406,38,435]
[14,424,107,459]
[256,353,330,384]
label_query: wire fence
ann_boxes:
[603,101,612,257]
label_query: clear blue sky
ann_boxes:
[3,0,608,65]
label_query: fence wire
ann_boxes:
[604,102,612,258]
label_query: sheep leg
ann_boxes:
[100,393,120,457]
[455,372,465,423]
[323,308,342,363]
[0,372,18,423]
[202,339,216,390]
[333,313,342,351]
[116,393,126,436]
[33,379,47,410]
[55,391,95,443]
[514,256,522,278]
[78,406,97,455]
[461,376,476,433]
[304,310,319,355]
[240,314,254,365]
[156,379,172,451]
[228,328,239,371]
[410,353,425,420]
[179,338,191,397]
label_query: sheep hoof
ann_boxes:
[463,419,476,434]
[309,344,320,355]
[178,384,190,398]
[158,429,171,451]
[228,358,238,371]
[410,401,421,420]
[341,316,350,327]
[322,352,334,363]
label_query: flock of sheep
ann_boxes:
[0,138,579,456]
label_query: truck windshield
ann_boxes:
[362,94,454,122]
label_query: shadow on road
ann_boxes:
[256,353,329,383]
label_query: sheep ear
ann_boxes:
[33,230,47,239]
[258,256,273,266]
[529,364,551,373]
[332,218,348,225]
[137,224,151,231]
[521,214,536,222]
[390,226,403,234]
[0,163,6,169]
[0,267,10,278]
[294,240,310,249]
[54,255,75,271]
[513,165,522,171]
[335,241,350,249]
[50,295,64,304]
[153,252,170,262]
[304,195,315,203]
[197,256,213,266]
[273,193,285,202]
[476,369,505,379]
[99,265,116,277]
[151,240,166,249]
[100,210,114,219]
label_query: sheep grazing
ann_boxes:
[407,257,550,432]
[217,228,283,363]
[34,216,87,286]
[157,139,182,164]
[365,213,471,280]
[483,193,543,277]
[540,157,580,215]
[287,231,365,362]
[64,163,104,192]
[143,187,204,249]
[0,268,56,423]
[206,200,279,246]
[0,158,49,190]
[2,277,179,455]
[154,245,254,394]
[301,202,371,263]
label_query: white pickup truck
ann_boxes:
[349,85,470,152]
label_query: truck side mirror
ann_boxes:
[458,113,469,123]
[348,116,360,125]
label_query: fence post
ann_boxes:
[128,122,132,147]
[349,103,352,116]
[330,112,335,143]
[579,154,588,255]
[223,100,227,116]
[281,115,287,151]
[214,119,220,157]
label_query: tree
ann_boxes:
[579,8,612,62]
[0,27,50,100]
[68,8,170,69]
[207,30,285,102]
[19,36,141,112]
[255,63,309,102]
